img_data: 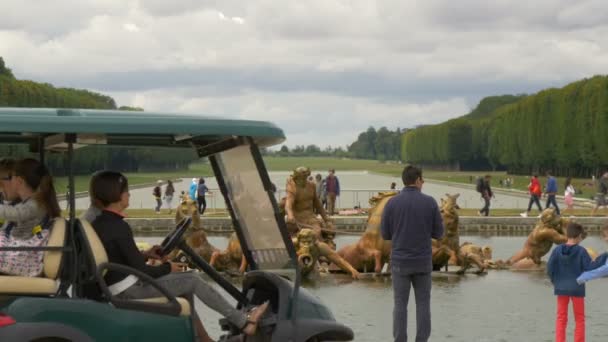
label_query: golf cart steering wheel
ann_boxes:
[159,217,192,256]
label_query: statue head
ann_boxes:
[540,208,561,228]
[292,166,311,187]
[441,193,460,211]
[176,197,201,232]
[295,228,317,273]
[482,246,493,261]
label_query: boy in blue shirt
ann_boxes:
[547,222,606,342]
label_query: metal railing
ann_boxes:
[202,188,393,211]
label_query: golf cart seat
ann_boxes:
[78,219,191,317]
[0,218,66,295]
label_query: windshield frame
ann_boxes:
[207,137,297,273]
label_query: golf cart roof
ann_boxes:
[0,108,285,148]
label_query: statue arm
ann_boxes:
[319,242,359,279]
[285,187,296,222]
[239,254,248,274]
[540,229,567,244]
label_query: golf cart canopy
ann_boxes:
[0,107,295,273]
[0,108,285,150]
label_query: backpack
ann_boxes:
[476,178,484,193]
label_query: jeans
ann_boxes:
[479,196,490,216]
[527,195,542,212]
[392,265,432,342]
[327,192,337,215]
[197,196,207,215]
[119,272,247,329]
[546,194,560,215]
[556,295,585,342]
[155,198,162,212]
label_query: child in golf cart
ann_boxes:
[89,171,269,341]
[0,158,61,276]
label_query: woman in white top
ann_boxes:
[0,158,61,276]
[564,177,576,213]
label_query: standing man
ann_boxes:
[381,165,444,342]
[153,180,162,214]
[478,175,493,217]
[591,171,608,216]
[544,171,560,216]
[325,169,340,215]
[197,178,210,215]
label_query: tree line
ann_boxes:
[402,77,608,177]
[0,57,197,174]
[268,126,404,161]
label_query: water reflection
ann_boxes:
[138,234,608,342]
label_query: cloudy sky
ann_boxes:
[2,1,608,148]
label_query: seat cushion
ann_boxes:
[0,276,57,295]
[43,217,67,279]
[134,297,192,316]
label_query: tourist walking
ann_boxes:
[197,178,209,215]
[564,177,575,214]
[544,171,560,215]
[381,165,444,342]
[325,169,340,215]
[591,171,608,216]
[521,175,543,217]
[547,222,605,342]
[164,180,175,214]
[152,180,162,214]
[477,175,493,216]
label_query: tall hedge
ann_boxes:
[402,77,608,176]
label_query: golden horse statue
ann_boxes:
[337,191,397,273]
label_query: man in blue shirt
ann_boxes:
[381,165,444,342]
[545,171,560,216]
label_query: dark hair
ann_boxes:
[91,171,129,207]
[484,174,491,179]
[14,158,61,218]
[566,222,585,239]
[401,165,422,186]
[199,178,205,185]
[533,174,538,178]
[0,158,15,176]
[546,170,553,176]
[565,177,572,188]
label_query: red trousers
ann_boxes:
[556,295,585,342]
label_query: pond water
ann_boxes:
[137,234,608,341]
[71,171,539,210]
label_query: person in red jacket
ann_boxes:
[521,175,543,217]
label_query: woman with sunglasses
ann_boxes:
[0,158,61,276]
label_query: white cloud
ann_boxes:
[2,0,608,148]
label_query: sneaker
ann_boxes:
[520,212,528,218]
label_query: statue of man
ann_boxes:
[509,208,568,266]
[293,228,359,279]
[285,166,334,246]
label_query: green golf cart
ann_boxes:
[0,108,354,341]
